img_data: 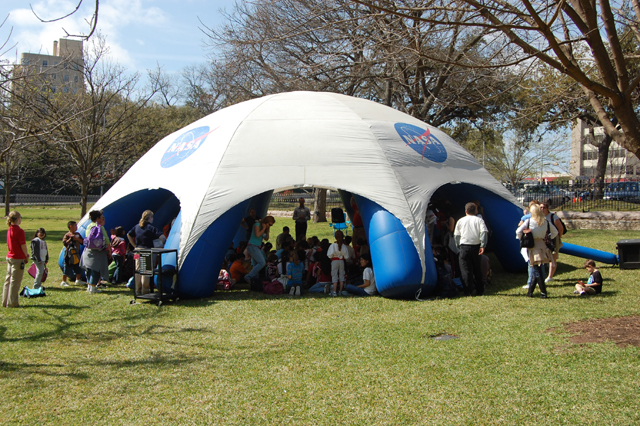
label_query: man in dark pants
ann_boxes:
[454,202,488,295]
[293,198,311,242]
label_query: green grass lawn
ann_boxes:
[0,208,639,425]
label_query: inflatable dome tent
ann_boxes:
[77,91,526,298]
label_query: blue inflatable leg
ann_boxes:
[179,199,251,298]
[353,195,437,299]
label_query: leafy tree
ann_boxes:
[354,0,640,160]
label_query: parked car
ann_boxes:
[603,182,640,202]
[518,185,571,207]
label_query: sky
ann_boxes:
[0,0,236,75]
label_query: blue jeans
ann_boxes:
[245,244,266,280]
[345,284,370,296]
[87,268,101,285]
[33,261,46,289]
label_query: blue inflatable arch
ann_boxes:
[69,181,525,299]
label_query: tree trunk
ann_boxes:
[313,188,327,223]
[592,135,612,200]
[4,180,12,217]
[81,180,89,217]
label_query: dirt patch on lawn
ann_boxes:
[550,315,640,348]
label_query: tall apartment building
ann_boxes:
[570,118,640,181]
[17,38,84,94]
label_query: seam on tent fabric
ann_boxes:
[340,99,426,283]
[180,94,278,267]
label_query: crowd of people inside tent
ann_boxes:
[2,193,604,307]
[219,197,377,297]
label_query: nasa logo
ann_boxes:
[160,126,217,168]
[394,122,447,163]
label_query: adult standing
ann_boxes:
[81,210,110,294]
[540,203,564,283]
[241,209,259,243]
[516,204,558,298]
[454,202,489,296]
[128,210,163,294]
[245,216,276,285]
[293,197,311,242]
[3,211,28,308]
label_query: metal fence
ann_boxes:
[509,179,640,211]
[0,193,101,206]
[269,191,344,211]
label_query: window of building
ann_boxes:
[583,151,598,161]
[626,165,636,175]
[51,74,57,80]
[51,86,56,93]
[63,86,69,93]
[72,87,78,94]
[42,60,48,67]
[63,74,69,82]
[74,75,79,83]
[21,58,29,65]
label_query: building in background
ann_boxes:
[16,38,84,94]
[570,118,640,181]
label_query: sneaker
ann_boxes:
[330,291,337,297]
[579,291,587,297]
[86,284,91,292]
[573,290,580,294]
[289,286,295,295]
[88,286,101,294]
[341,290,349,296]
[540,293,547,299]
[522,284,529,289]
[324,284,330,294]
[295,286,301,296]
[60,281,70,287]
[545,277,553,283]
[75,280,86,286]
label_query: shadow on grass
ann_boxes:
[0,361,90,379]
[0,306,165,344]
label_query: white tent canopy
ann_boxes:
[90,91,517,280]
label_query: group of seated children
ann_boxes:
[222,230,376,297]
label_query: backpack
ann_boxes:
[263,280,284,295]
[19,286,46,298]
[83,225,105,249]
[65,243,80,265]
[554,213,568,235]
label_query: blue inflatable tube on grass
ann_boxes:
[559,242,618,265]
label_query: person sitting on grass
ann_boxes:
[229,253,248,284]
[286,250,305,296]
[266,253,279,281]
[61,220,85,287]
[345,253,377,296]
[574,259,603,296]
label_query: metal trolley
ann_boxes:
[132,248,179,306]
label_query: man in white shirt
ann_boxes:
[454,202,489,296]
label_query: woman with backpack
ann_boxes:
[80,210,110,294]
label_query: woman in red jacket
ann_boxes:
[3,211,29,308]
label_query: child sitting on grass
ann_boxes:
[286,250,305,296]
[574,259,603,296]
